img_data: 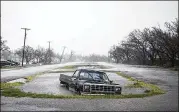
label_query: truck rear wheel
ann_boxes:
[76,88,81,95]
[60,81,65,84]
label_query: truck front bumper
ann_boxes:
[82,85,122,95]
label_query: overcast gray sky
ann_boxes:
[1,1,178,56]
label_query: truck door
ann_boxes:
[70,70,80,89]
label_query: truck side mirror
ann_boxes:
[110,80,113,84]
[71,77,77,81]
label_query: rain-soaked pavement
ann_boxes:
[1,62,81,82]
[1,62,178,111]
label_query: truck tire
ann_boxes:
[66,84,69,90]
[76,87,81,95]
[77,89,81,95]
[60,81,65,84]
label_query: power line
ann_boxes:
[21,28,30,67]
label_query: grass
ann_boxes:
[25,72,47,82]
[51,65,112,73]
[60,65,76,69]
[116,72,165,95]
[0,82,24,89]
[58,65,111,70]
[49,70,75,73]
[0,66,21,69]
[126,81,144,88]
[116,72,135,81]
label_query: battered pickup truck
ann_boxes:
[59,69,122,95]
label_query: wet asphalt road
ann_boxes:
[1,62,101,82]
[1,62,178,111]
[1,63,72,82]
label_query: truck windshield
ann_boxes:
[88,72,109,81]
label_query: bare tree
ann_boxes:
[15,46,35,64]
[34,46,46,63]
[0,36,10,52]
[109,18,179,67]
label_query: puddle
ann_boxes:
[20,72,74,95]
[7,78,27,84]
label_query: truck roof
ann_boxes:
[76,68,105,73]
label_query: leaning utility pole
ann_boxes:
[59,46,66,63]
[69,50,74,61]
[47,41,51,64]
[48,41,51,51]
[21,28,30,67]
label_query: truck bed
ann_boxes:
[59,74,72,84]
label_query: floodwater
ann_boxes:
[19,71,144,95]
[19,72,73,95]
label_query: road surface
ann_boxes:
[1,63,69,82]
[1,62,178,111]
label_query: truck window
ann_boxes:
[73,70,79,77]
[79,71,93,80]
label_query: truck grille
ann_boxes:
[90,85,115,93]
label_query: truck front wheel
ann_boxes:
[66,84,69,90]
[77,89,81,95]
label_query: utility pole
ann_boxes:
[21,28,30,67]
[48,41,51,51]
[59,46,66,63]
[108,51,111,63]
[47,41,51,64]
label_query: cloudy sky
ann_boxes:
[1,1,178,56]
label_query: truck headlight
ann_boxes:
[84,85,90,90]
[115,87,121,91]
[84,85,90,92]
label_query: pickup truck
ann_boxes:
[59,69,122,95]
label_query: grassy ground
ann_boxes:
[116,72,165,94]
[25,72,46,83]
[51,65,113,73]
[0,66,22,69]
[58,65,112,70]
